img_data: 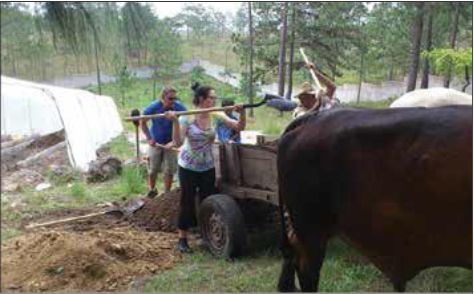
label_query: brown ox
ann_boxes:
[277,106,472,292]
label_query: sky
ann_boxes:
[150,2,242,18]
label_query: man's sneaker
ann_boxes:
[177,238,191,253]
[146,188,158,199]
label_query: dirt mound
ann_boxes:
[1,227,181,292]
[126,190,181,232]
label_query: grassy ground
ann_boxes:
[181,36,242,73]
[141,238,471,292]
[2,75,471,292]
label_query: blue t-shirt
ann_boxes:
[143,100,187,144]
[216,112,241,144]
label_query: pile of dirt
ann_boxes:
[1,227,181,292]
[126,190,280,234]
[126,190,181,232]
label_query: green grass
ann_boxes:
[70,181,86,199]
[116,166,148,195]
[142,249,281,292]
[181,36,242,73]
[107,134,136,160]
[142,238,472,292]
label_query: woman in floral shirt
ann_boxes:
[165,82,246,253]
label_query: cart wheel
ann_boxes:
[199,194,246,258]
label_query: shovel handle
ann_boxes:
[299,48,323,91]
[25,211,109,229]
[153,143,180,152]
[125,105,236,122]
[124,94,274,122]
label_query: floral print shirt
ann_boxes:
[178,114,223,172]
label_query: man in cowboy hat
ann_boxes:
[292,63,338,119]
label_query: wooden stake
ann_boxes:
[299,47,323,91]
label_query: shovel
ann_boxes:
[25,198,145,230]
[124,94,281,122]
[130,109,141,160]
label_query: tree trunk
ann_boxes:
[285,4,296,100]
[10,45,17,77]
[406,2,425,93]
[248,2,254,117]
[93,35,102,95]
[63,53,68,76]
[153,77,157,99]
[388,64,394,81]
[357,52,364,104]
[421,6,433,89]
[277,2,288,97]
[444,1,461,88]
[12,55,17,77]
[462,66,470,92]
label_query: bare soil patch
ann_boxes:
[2,192,185,292]
[1,226,181,292]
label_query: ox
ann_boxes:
[277,106,472,292]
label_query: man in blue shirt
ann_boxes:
[141,86,187,198]
[216,99,242,144]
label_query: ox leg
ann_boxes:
[295,234,328,292]
[390,278,406,292]
[278,252,296,292]
[277,219,296,291]
[278,205,297,292]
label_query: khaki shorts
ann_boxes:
[148,146,178,176]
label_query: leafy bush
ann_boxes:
[422,48,473,77]
[190,66,206,82]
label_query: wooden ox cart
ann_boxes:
[198,135,279,258]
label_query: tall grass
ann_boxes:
[117,166,147,196]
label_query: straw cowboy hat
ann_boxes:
[294,81,317,99]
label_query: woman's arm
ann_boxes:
[164,111,187,147]
[216,105,246,132]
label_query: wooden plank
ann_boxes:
[256,134,279,146]
[223,143,243,185]
[221,184,279,206]
[16,141,66,169]
[238,145,278,191]
[212,143,224,189]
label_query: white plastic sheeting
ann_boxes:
[1,76,123,171]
